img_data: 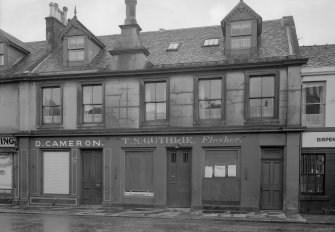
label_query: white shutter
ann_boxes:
[43,151,70,194]
[0,154,13,193]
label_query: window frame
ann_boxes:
[302,81,326,127]
[140,77,170,126]
[77,81,105,127]
[166,42,181,51]
[67,35,85,62]
[123,148,155,197]
[230,20,252,50]
[0,42,5,66]
[203,38,219,47]
[194,74,226,125]
[245,70,280,123]
[37,83,63,128]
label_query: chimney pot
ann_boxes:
[125,0,137,25]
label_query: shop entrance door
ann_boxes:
[82,150,102,205]
[261,149,283,210]
[167,150,191,207]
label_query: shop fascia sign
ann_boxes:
[122,135,242,146]
[0,137,16,148]
[302,132,335,147]
[34,139,103,148]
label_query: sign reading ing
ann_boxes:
[0,137,16,148]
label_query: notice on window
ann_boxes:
[214,165,226,177]
[228,165,237,177]
[205,166,213,178]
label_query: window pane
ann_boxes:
[249,77,262,98]
[84,105,93,122]
[145,83,155,102]
[76,37,84,48]
[146,103,155,121]
[199,101,209,119]
[199,80,210,100]
[43,88,52,106]
[0,43,4,53]
[93,85,102,104]
[306,86,322,104]
[156,82,166,102]
[231,37,251,49]
[306,104,321,114]
[231,21,251,36]
[83,86,92,104]
[76,50,85,61]
[51,88,60,105]
[156,103,166,120]
[68,37,77,49]
[262,98,274,117]
[0,55,4,66]
[262,77,275,97]
[68,50,77,61]
[249,99,262,117]
[211,79,221,99]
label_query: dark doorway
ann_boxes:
[167,149,191,207]
[260,149,283,210]
[81,150,102,205]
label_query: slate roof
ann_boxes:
[1,18,295,77]
[300,44,335,68]
[0,29,30,53]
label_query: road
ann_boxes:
[0,213,334,232]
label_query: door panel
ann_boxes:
[261,157,283,210]
[167,150,191,207]
[82,150,102,205]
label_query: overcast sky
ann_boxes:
[0,0,334,46]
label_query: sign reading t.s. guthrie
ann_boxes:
[0,137,16,148]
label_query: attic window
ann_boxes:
[0,43,4,66]
[203,39,219,46]
[231,21,251,50]
[167,42,181,51]
[68,36,85,62]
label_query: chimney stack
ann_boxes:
[45,2,68,52]
[125,0,137,24]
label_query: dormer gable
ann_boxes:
[59,16,105,67]
[221,0,262,56]
[0,29,30,70]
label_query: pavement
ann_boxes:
[0,204,334,225]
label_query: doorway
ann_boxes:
[81,150,102,205]
[167,149,191,207]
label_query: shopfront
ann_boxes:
[20,132,300,212]
[300,132,335,213]
[0,136,16,203]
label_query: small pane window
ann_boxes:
[204,39,219,46]
[167,42,180,51]
[302,82,326,127]
[83,85,103,123]
[145,82,167,121]
[68,36,85,62]
[301,154,325,195]
[42,87,61,124]
[231,36,251,49]
[249,76,275,118]
[231,21,251,36]
[198,79,222,120]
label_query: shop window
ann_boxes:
[42,86,61,124]
[144,81,167,122]
[43,151,70,194]
[0,153,13,194]
[0,43,4,66]
[68,36,85,62]
[230,21,251,50]
[204,150,238,178]
[246,72,279,122]
[301,154,325,195]
[302,82,326,127]
[82,84,103,123]
[125,151,154,195]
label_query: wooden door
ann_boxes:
[167,150,191,207]
[82,150,102,205]
[261,149,283,210]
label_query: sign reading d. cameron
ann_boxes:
[0,137,16,148]
[34,138,103,148]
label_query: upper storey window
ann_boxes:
[68,36,85,62]
[145,81,167,121]
[42,87,61,124]
[83,85,103,123]
[231,21,251,50]
[198,78,222,120]
[0,43,4,66]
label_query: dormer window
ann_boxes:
[231,21,251,50]
[68,36,85,62]
[0,43,4,66]
[204,39,219,46]
[167,42,181,51]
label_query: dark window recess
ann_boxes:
[249,76,275,118]
[83,85,103,123]
[171,153,177,163]
[145,82,167,121]
[42,87,61,124]
[198,79,222,120]
[301,154,325,195]
[183,153,189,163]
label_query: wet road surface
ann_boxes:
[0,213,334,232]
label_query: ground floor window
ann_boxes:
[125,151,154,196]
[43,151,70,194]
[301,154,325,195]
[0,153,13,194]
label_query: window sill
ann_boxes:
[124,191,154,197]
[141,121,169,127]
[245,118,279,124]
[37,124,63,130]
[299,195,329,201]
[77,123,105,129]
[194,119,226,126]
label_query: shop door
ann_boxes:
[261,149,283,210]
[167,150,191,207]
[82,150,102,205]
